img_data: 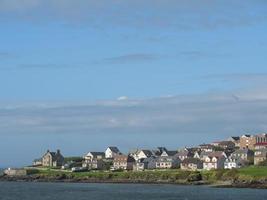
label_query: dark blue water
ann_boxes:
[0,182,267,200]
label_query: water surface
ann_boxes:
[0,182,267,200]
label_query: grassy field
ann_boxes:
[25,166,267,183]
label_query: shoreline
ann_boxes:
[1,174,267,189]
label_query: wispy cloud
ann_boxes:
[101,53,160,64]
[1,87,267,137]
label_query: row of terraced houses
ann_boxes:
[32,133,267,171]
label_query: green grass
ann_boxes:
[27,166,267,183]
[237,166,267,178]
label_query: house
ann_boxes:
[152,147,168,156]
[143,156,157,169]
[231,149,254,162]
[161,150,178,157]
[254,149,267,165]
[82,159,105,170]
[197,151,227,161]
[84,152,105,162]
[175,149,194,161]
[228,136,240,147]
[254,134,267,149]
[105,147,121,159]
[136,150,153,160]
[180,158,203,171]
[240,135,256,149]
[224,158,245,169]
[203,156,226,170]
[198,144,215,152]
[32,158,42,166]
[217,141,235,150]
[42,150,64,167]
[113,155,135,170]
[155,156,180,169]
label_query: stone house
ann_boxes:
[105,147,121,159]
[254,149,267,165]
[203,156,226,170]
[42,150,64,167]
[113,155,135,170]
[155,156,180,169]
[82,159,105,170]
[180,158,203,171]
[240,135,256,149]
[231,149,254,162]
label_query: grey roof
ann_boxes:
[182,158,202,164]
[164,150,178,156]
[108,147,120,153]
[140,150,153,157]
[89,152,105,156]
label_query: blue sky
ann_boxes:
[0,0,267,166]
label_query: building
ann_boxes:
[198,144,214,152]
[84,152,105,162]
[240,135,256,149]
[254,149,267,165]
[82,159,105,170]
[32,158,42,166]
[203,156,226,170]
[42,150,64,167]
[175,149,194,161]
[180,158,203,171]
[4,168,28,176]
[161,150,178,157]
[217,141,235,150]
[231,149,254,162]
[196,151,227,161]
[136,150,153,160]
[105,147,121,159]
[228,136,240,147]
[224,158,245,169]
[155,156,180,169]
[254,134,267,149]
[113,155,135,170]
[143,156,157,169]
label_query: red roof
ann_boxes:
[255,142,267,146]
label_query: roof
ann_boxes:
[182,158,202,164]
[232,149,252,154]
[140,150,153,157]
[108,147,120,153]
[88,152,105,157]
[229,136,240,141]
[164,150,178,156]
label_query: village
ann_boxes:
[11,133,263,175]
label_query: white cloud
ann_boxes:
[117,96,129,101]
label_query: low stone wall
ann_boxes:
[4,168,28,176]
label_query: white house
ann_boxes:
[224,158,244,169]
[105,147,121,159]
[203,156,226,170]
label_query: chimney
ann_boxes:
[47,150,50,153]
[57,149,60,154]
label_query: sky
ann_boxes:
[0,0,267,167]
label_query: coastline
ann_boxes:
[1,170,267,189]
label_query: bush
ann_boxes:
[187,172,202,182]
